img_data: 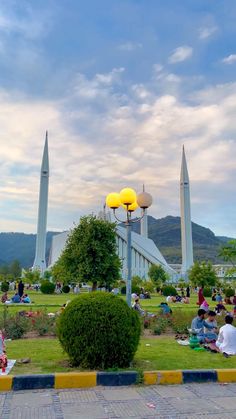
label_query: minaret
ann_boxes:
[180,146,193,275]
[140,185,148,238]
[32,132,49,274]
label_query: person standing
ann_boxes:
[18,280,24,298]
[186,286,190,298]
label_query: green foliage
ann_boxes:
[219,239,236,267]
[148,264,168,286]
[162,285,177,296]
[171,311,193,334]
[23,269,41,284]
[1,281,9,292]
[132,276,143,287]
[9,260,21,278]
[120,285,140,295]
[62,285,70,294]
[203,287,212,297]
[224,288,234,298]
[40,280,55,294]
[33,312,56,336]
[57,293,141,369]
[188,261,217,288]
[56,215,121,289]
[51,257,71,284]
[4,315,29,340]
[151,317,169,335]
[143,281,155,293]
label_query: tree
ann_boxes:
[148,264,168,287]
[9,260,21,279]
[23,269,41,284]
[219,240,236,266]
[188,261,217,288]
[56,215,121,290]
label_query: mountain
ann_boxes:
[131,215,232,264]
[0,231,60,268]
[0,216,233,268]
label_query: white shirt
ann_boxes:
[216,324,236,355]
[166,296,172,303]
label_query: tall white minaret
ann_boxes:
[32,132,49,274]
[140,185,148,238]
[180,146,193,275]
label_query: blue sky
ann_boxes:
[0,0,236,236]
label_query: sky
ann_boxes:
[0,0,236,236]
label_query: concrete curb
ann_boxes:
[0,369,235,391]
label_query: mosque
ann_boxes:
[32,134,193,281]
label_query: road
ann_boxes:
[0,383,235,418]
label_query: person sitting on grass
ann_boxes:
[1,293,8,304]
[215,303,226,315]
[204,311,218,341]
[215,293,223,303]
[209,315,236,357]
[191,309,216,343]
[158,302,172,316]
[132,297,155,318]
[11,293,21,303]
[22,294,31,303]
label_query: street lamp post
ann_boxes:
[106,187,152,307]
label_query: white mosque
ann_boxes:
[33,134,193,281]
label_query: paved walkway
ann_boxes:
[0,383,235,418]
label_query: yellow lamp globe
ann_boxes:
[119,188,136,206]
[106,193,121,209]
[123,201,139,212]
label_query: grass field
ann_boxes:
[6,336,236,375]
[1,290,235,375]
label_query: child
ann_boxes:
[204,310,218,341]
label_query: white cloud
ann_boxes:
[118,42,142,51]
[222,54,236,64]
[168,46,193,64]
[199,26,218,40]
[1,70,236,235]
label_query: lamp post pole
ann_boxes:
[106,187,152,308]
[126,217,132,307]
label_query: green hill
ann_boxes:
[0,216,233,268]
[132,215,231,264]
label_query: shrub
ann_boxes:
[224,288,234,298]
[203,287,212,297]
[33,312,56,336]
[120,285,140,295]
[162,285,177,296]
[171,311,193,335]
[1,282,9,292]
[40,280,55,294]
[62,285,70,294]
[57,293,141,369]
[4,315,29,339]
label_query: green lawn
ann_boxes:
[6,336,236,375]
[0,291,230,314]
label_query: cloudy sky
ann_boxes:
[0,0,236,236]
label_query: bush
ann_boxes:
[40,280,55,294]
[203,287,212,297]
[225,288,234,298]
[120,285,141,295]
[33,312,56,336]
[162,285,177,296]
[171,311,193,335]
[4,315,29,339]
[1,281,9,292]
[62,285,70,294]
[57,293,141,369]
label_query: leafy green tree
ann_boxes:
[51,258,71,284]
[219,239,236,267]
[148,264,168,287]
[56,215,121,290]
[9,260,21,279]
[188,261,217,288]
[23,270,41,284]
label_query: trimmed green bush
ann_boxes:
[57,292,141,369]
[225,288,234,298]
[62,285,70,294]
[203,287,212,297]
[162,285,177,296]
[1,281,9,292]
[120,285,140,295]
[40,280,55,294]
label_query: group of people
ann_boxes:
[191,309,236,356]
[1,280,31,304]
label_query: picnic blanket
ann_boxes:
[0,360,16,375]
